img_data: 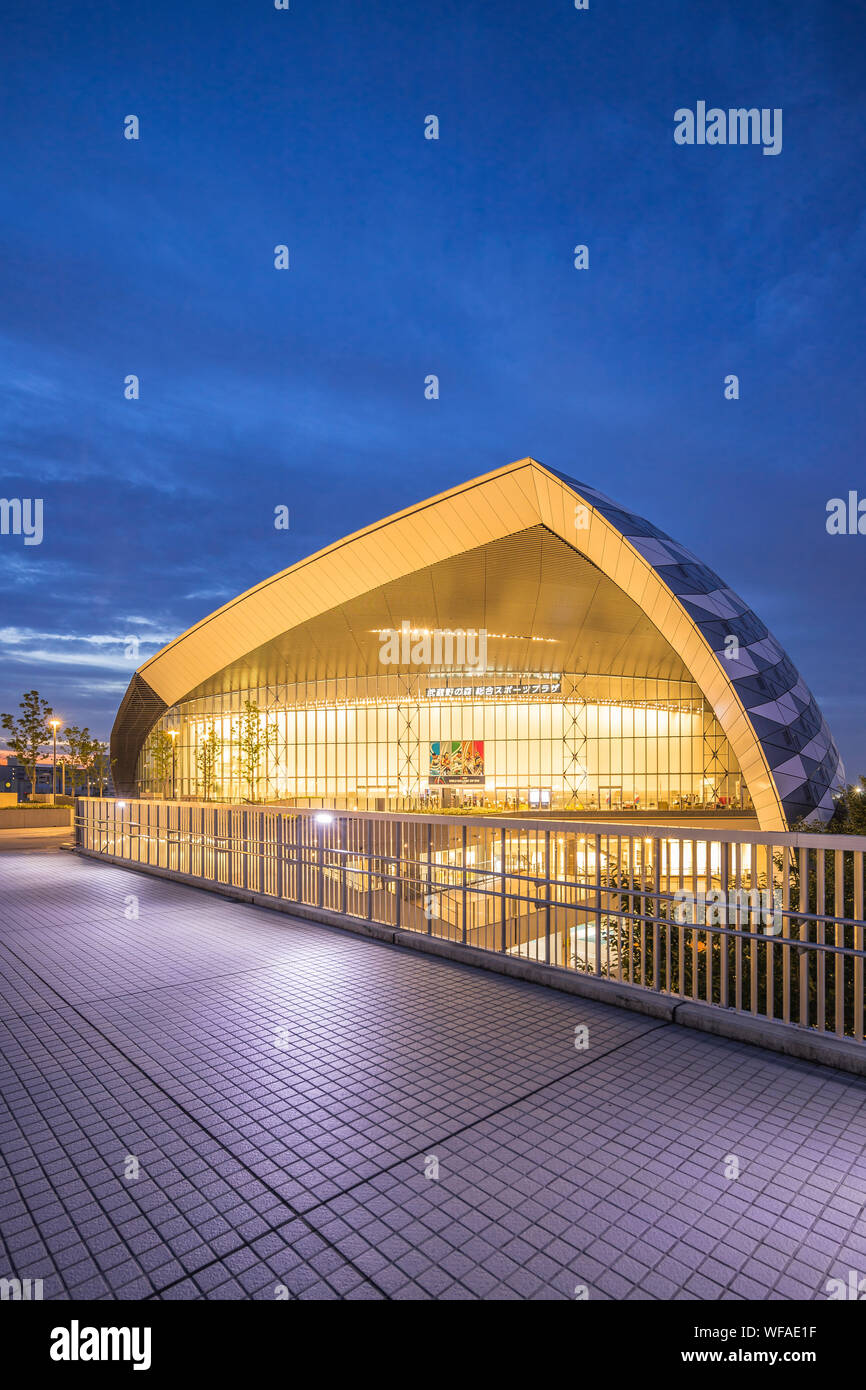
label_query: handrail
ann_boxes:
[74,798,866,1043]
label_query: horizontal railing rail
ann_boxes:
[75,798,866,1043]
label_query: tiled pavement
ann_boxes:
[1,843,866,1300]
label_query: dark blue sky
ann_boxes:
[1,0,864,772]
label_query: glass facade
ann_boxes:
[137,671,747,813]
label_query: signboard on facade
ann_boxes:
[425,681,562,699]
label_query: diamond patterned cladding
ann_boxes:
[549,468,845,825]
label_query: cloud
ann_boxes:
[0,626,171,673]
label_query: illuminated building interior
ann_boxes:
[138,671,742,813]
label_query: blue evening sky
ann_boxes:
[1,0,864,771]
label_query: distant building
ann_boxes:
[0,758,53,799]
[0,756,113,801]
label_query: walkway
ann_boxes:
[1,837,865,1300]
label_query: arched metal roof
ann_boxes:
[111,458,844,827]
[546,466,843,828]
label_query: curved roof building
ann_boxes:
[112,458,844,830]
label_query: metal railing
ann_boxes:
[75,799,866,1043]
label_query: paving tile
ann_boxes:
[1,846,866,1301]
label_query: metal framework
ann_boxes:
[561,701,589,806]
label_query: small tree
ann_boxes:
[147,729,174,798]
[79,731,104,796]
[62,724,92,798]
[91,741,110,797]
[1,691,53,801]
[196,725,221,801]
[232,699,278,801]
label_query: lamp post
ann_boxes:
[168,729,178,800]
[48,720,61,806]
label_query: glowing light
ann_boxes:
[371,628,558,644]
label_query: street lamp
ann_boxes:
[168,730,178,799]
[48,720,61,806]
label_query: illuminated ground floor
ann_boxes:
[137,672,750,814]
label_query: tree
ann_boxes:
[195,725,221,801]
[1,691,52,801]
[825,777,866,836]
[77,730,103,796]
[147,729,174,798]
[594,842,865,1041]
[62,724,93,798]
[232,699,278,801]
[84,734,102,795]
[91,741,110,797]
[59,734,75,797]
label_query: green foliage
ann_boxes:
[195,726,221,800]
[598,854,863,1040]
[147,729,174,796]
[1,691,53,800]
[62,724,96,797]
[789,777,866,836]
[825,778,866,836]
[231,700,277,801]
[91,741,110,796]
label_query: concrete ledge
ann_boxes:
[0,807,73,828]
[671,1000,866,1078]
[72,847,866,1076]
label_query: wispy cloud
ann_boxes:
[0,626,171,672]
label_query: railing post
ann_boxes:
[799,845,809,1029]
[782,846,791,1024]
[461,822,467,946]
[834,849,844,1038]
[544,829,551,965]
[652,836,661,991]
[428,820,434,937]
[340,816,347,916]
[276,812,284,900]
[594,833,602,975]
[366,816,373,921]
[854,850,864,1043]
[500,826,506,954]
[720,840,729,1009]
[317,818,324,908]
[395,820,402,930]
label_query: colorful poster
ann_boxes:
[428,740,485,784]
